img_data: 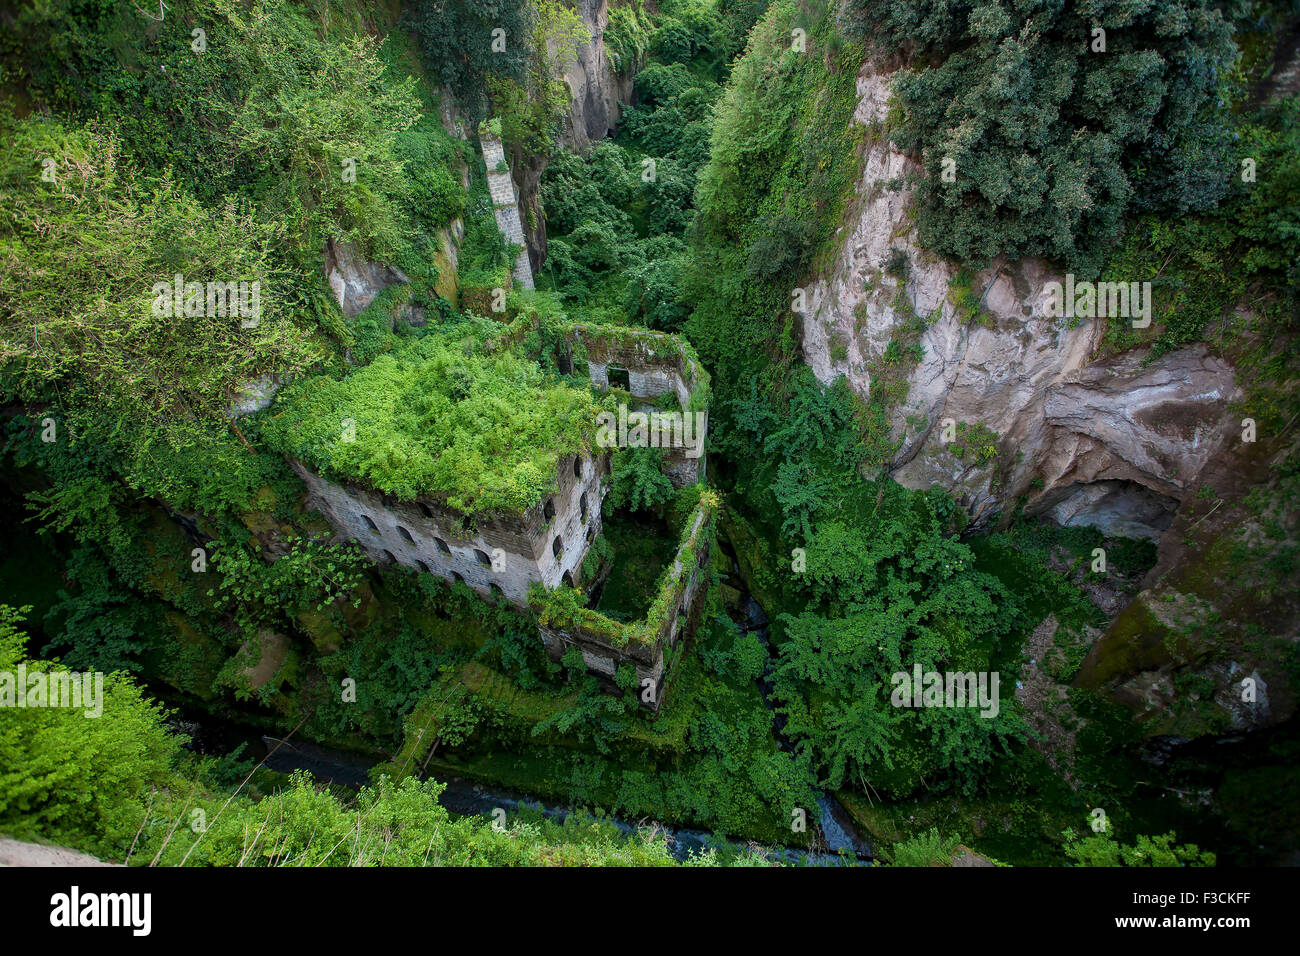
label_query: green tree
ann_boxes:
[840,0,1238,272]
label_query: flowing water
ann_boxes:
[176,717,863,865]
[171,551,873,865]
[732,584,874,861]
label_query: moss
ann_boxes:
[262,328,607,515]
[432,229,460,306]
[1077,598,1172,686]
[532,492,718,650]
[458,264,512,315]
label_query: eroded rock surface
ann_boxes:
[799,66,1242,541]
[559,0,637,153]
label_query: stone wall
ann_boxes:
[565,325,710,486]
[292,451,606,610]
[537,499,717,710]
[480,131,534,291]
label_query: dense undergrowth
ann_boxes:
[0,0,1296,867]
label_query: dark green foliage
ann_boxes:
[722,364,1026,799]
[684,1,865,406]
[1101,95,1300,360]
[405,0,533,115]
[839,0,1239,272]
[396,120,469,229]
[536,19,720,328]
[209,537,365,629]
[772,481,1027,797]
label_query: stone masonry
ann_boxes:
[481,130,534,291]
[535,495,717,710]
[565,325,710,486]
[292,451,606,610]
[290,318,713,709]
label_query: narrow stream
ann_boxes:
[170,543,873,866]
[176,714,866,866]
[730,573,874,861]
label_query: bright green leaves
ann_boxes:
[262,332,603,515]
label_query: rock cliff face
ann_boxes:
[518,0,637,269]
[559,0,637,153]
[799,66,1241,542]
[802,62,1298,741]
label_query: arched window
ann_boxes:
[361,514,379,533]
[415,560,431,573]
[562,571,574,589]
[382,550,396,564]
[434,537,450,555]
[451,571,465,585]
[397,525,415,544]
[543,499,555,522]
[489,583,505,603]
[474,549,491,567]
[573,456,582,478]
[418,503,433,519]
[579,493,587,521]
[552,536,563,559]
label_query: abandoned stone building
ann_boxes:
[284,319,714,710]
[534,492,718,709]
[291,449,606,610]
[560,323,710,487]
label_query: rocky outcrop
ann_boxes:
[1074,422,1300,738]
[799,66,1242,541]
[559,0,637,152]
[226,373,280,418]
[518,0,638,271]
[324,239,409,319]
[0,837,117,867]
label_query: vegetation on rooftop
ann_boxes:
[261,327,608,514]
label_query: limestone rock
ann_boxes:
[799,64,1242,541]
[324,239,408,318]
[559,0,637,153]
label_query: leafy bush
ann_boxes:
[261,329,606,514]
[840,0,1239,272]
[1063,828,1217,867]
[607,446,676,513]
[887,827,963,866]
